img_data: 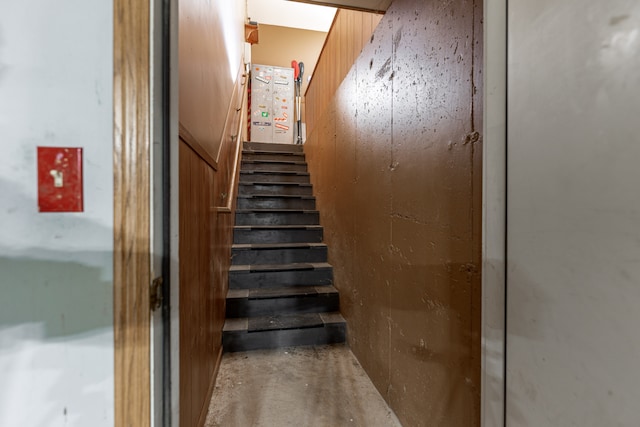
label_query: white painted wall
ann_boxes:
[247,0,336,32]
[507,0,640,425]
[0,1,114,426]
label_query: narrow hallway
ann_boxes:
[177,0,483,425]
[205,344,402,427]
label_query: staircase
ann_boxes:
[223,141,346,352]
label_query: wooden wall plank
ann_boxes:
[178,66,246,427]
[362,12,371,47]
[179,0,244,161]
[113,0,151,425]
[179,139,216,427]
[305,9,383,137]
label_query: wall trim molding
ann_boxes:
[178,122,219,171]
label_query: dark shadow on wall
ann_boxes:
[0,177,114,426]
[0,253,113,340]
[0,176,113,340]
[0,252,115,426]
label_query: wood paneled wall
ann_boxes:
[178,0,245,161]
[178,0,246,424]
[304,9,382,137]
[178,64,246,427]
[304,0,482,425]
[178,139,217,427]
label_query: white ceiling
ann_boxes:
[247,0,337,33]
[290,0,391,12]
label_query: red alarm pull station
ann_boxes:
[37,147,83,212]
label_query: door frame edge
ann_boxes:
[482,0,507,425]
[113,0,152,425]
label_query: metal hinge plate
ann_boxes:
[150,276,163,311]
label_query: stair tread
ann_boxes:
[242,159,306,165]
[234,225,322,230]
[241,170,309,175]
[224,312,345,333]
[232,242,326,250]
[230,262,331,273]
[243,150,305,156]
[243,142,303,151]
[240,181,311,186]
[237,194,314,199]
[236,209,318,213]
[249,314,322,332]
[227,285,337,300]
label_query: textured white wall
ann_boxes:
[507,0,640,425]
[0,1,114,426]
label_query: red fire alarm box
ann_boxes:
[37,147,83,212]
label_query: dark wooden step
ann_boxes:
[237,195,316,210]
[226,285,339,318]
[242,150,305,162]
[231,242,327,265]
[223,312,346,352]
[229,262,333,289]
[233,225,323,244]
[235,209,320,226]
[238,182,313,196]
[244,141,303,153]
[241,159,308,172]
[239,170,310,183]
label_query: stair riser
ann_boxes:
[241,162,308,172]
[223,323,346,352]
[243,152,305,162]
[244,142,303,153]
[226,293,339,318]
[233,228,323,244]
[229,268,333,289]
[240,172,310,183]
[237,197,315,210]
[235,212,319,226]
[232,246,327,265]
[238,184,313,196]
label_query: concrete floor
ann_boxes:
[204,344,402,427]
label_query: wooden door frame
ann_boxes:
[111,1,507,426]
[113,0,152,425]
